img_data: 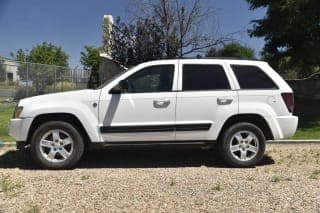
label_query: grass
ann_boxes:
[0,103,15,142]
[0,174,23,195]
[0,84,16,90]
[309,170,320,180]
[169,178,176,186]
[26,205,40,213]
[270,175,292,183]
[247,177,255,181]
[211,183,223,191]
[291,115,320,139]
[81,175,90,180]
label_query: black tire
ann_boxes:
[218,122,266,167]
[30,121,84,169]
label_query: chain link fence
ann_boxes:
[0,59,90,101]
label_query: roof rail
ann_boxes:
[175,56,259,60]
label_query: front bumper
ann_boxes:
[8,118,33,142]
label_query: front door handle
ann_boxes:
[217,98,233,105]
[153,99,170,108]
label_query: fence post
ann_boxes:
[26,62,29,97]
[54,67,57,93]
[61,74,63,91]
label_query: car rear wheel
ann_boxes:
[219,122,266,167]
[31,121,84,169]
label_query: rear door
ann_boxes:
[175,60,238,141]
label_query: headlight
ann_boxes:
[13,106,23,118]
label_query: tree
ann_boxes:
[80,46,100,89]
[12,42,68,66]
[111,17,165,67]
[246,0,320,77]
[206,42,255,59]
[111,17,135,66]
[135,18,165,64]
[11,42,69,92]
[12,42,69,78]
[129,0,232,57]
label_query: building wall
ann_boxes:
[99,55,127,85]
[0,57,19,82]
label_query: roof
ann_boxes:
[178,57,260,61]
[140,58,267,65]
[0,55,12,61]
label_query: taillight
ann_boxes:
[281,93,294,113]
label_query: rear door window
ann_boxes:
[182,65,230,91]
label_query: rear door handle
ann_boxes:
[153,99,170,108]
[217,98,233,105]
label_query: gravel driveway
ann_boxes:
[0,143,319,212]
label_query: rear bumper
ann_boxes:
[8,118,33,142]
[267,115,298,140]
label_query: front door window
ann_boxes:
[125,65,174,93]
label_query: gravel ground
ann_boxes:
[0,143,320,212]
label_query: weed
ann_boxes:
[309,170,320,179]
[169,179,176,186]
[247,177,254,181]
[212,183,223,191]
[270,176,281,183]
[26,205,40,213]
[0,174,23,195]
[81,175,90,180]
[283,177,292,181]
[287,153,293,159]
[270,175,292,182]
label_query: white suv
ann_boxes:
[9,59,298,169]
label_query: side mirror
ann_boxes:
[119,80,128,90]
[109,80,128,94]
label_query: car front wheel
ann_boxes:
[31,121,84,169]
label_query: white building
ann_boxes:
[0,56,19,83]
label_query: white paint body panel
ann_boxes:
[98,92,177,141]
[98,60,178,142]
[175,91,238,140]
[175,60,238,140]
[9,90,102,142]
[8,59,298,143]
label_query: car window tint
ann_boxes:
[231,65,278,89]
[126,65,174,93]
[182,65,230,91]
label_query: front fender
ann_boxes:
[25,101,102,142]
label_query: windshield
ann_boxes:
[97,68,132,89]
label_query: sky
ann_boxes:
[0,0,266,67]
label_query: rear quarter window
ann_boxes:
[231,65,278,89]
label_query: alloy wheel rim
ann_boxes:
[229,131,259,162]
[39,129,74,163]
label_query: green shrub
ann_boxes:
[54,81,75,91]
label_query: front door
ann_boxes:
[98,63,178,142]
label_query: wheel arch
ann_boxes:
[26,113,92,146]
[217,114,274,141]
